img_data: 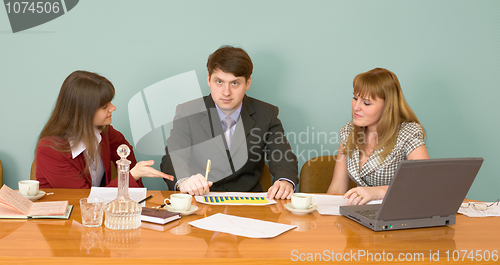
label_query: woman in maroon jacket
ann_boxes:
[35,70,172,188]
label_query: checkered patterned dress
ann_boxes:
[340,122,425,187]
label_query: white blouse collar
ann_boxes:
[70,127,102,159]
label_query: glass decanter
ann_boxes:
[104,144,142,230]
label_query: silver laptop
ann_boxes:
[339,157,483,231]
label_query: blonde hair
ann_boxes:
[36,70,115,176]
[344,68,424,160]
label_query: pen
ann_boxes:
[138,194,154,204]
[205,159,211,181]
[204,159,211,194]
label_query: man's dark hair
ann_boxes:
[207,46,253,81]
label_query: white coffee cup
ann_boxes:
[291,193,315,210]
[19,180,39,196]
[165,194,192,211]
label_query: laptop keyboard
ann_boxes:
[355,210,378,219]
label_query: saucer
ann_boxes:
[284,203,317,215]
[164,205,198,216]
[19,191,46,201]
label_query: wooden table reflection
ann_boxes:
[0,189,498,264]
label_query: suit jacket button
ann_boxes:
[226,188,231,192]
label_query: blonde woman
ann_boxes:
[327,68,429,205]
[35,70,173,188]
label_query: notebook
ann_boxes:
[141,207,181,225]
[339,158,483,231]
[0,185,72,219]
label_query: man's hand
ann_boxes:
[179,173,213,196]
[267,180,294,200]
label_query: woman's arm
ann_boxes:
[344,185,388,205]
[36,140,91,189]
[326,144,350,194]
[407,145,429,160]
[344,144,429,205]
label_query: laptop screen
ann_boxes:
[376,158,483,221]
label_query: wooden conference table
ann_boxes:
[0,189,498,264]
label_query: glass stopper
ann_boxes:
[117,144,130,159]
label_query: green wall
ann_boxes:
[1,0,498,201]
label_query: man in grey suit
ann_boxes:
[161,46,298,199]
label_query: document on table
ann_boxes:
[458,203,500,217]
[195,192,276,205]
[88,187,147,206]
[312,194,382,215]
[189,213,295,238]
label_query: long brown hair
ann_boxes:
[344,68,424,161]
[36,70,115,174]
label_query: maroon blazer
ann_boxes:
[36,126,143,189]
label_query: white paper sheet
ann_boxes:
[88,187,147,206]
[189,213,295,238]
[312,194,382,215]
[458,203,500,217]
[195,192,276,205]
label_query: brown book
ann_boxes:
[141,207,181,225]
[0,185,72,219]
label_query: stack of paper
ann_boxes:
[88,187,147,206]
[312,194,382,215]
[189,213,295,238]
